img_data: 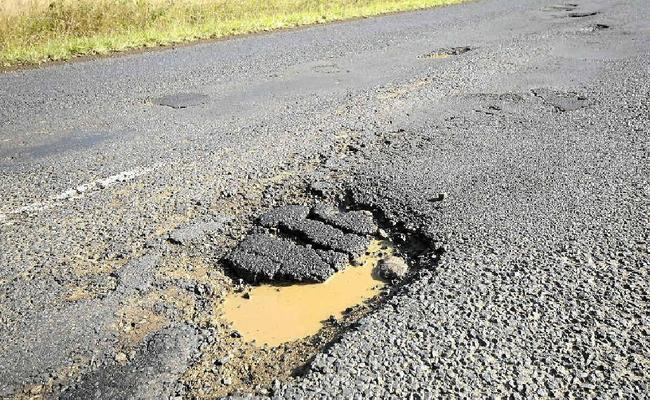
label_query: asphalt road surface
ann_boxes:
[1,0,649,398]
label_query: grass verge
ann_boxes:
[0,0,465,68]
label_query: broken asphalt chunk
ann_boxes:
[224,234,334,283]
[224,204,380,283]
[258,205,310,228]
[310,204,378,236]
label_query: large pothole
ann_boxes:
[182,203,434,397]
[222,238,398,347]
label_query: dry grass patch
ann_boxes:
[0,0,466,67]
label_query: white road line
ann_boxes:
[0,166,154,224]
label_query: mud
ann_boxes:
[221,239,395,347]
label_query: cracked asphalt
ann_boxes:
[1,0,649,398]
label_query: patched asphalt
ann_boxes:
[0,0,648,398]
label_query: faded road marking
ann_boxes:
[0,167,154,224]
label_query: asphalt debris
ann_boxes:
[225,204,378,283]
[310,203,377,236]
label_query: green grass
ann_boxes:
[0,0,465,68]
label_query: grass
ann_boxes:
[0,0,465,68]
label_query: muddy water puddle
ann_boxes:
[221,240,396,346]
[183,233,424,398]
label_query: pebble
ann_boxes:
[376,256,409,280]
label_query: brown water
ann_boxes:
[221,240,396,347]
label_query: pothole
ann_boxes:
[154,92,209,109]
[582,23,610,32]
[419,46,471,59]
[312,63,342,74]
[531,88,588,112]
[543,4,578,12]
[567,11,599,18]
[222,239,396,347]
[182,203,432,397]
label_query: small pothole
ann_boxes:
[312,63,342,74]
[419,46,472,59]
[567,11,599,18]
[154,92,209,109]
[543,4,578,12]
[531,88,588,112]
[582,23,610,32]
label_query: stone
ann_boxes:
[376,256,409,280]
[115,352,128,363]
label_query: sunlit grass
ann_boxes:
[0,0,465,67]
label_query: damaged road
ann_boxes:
[225,204,377,283]
[1,0,649,398]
